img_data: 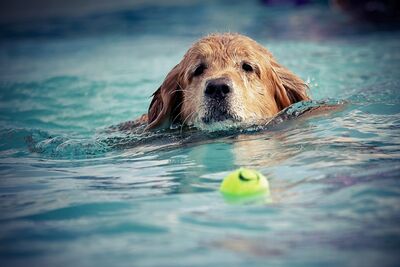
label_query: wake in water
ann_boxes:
[19,99,344,159]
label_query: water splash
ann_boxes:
[14,99,345,159]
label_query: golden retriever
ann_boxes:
[139,33,309,131]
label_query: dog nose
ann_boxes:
[205,78,232,99]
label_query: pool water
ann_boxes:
[1,1,400,266]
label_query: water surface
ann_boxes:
[0,1,400,266]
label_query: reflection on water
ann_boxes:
[0,1,400,267]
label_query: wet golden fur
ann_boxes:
[145,33,309,130]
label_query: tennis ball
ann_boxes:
[219,168,270,197]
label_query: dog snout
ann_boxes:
[205,78,232,100]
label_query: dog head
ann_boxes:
[147,33,309,130]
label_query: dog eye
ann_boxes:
[242,62,253,72]
[193,64,206,77]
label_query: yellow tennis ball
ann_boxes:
[219,168,270,197]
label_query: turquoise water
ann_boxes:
[1,1,400,266]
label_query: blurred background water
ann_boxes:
[0,0,399,266]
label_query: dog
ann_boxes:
[134,33,309,131]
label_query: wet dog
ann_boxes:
[135,33,310,131]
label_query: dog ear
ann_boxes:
[146,64,183,130]
[271,61,309,110]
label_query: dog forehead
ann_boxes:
[185,35,260,62]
